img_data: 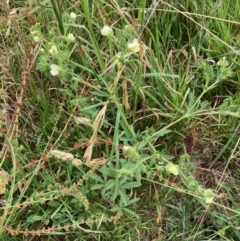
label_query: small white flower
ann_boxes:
[48,46,58,55]
[123,146,130,152]
[166,163,179,176]
[70,12,77,20]
[33,36,40,42]
[50,64,60,76]
[101,25,114,37]
[127,39,140,53]
[67,33,75,42]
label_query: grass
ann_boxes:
[0,0,240,240]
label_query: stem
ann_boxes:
[50,0,64,35]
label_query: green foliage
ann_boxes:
[1,0,240,240]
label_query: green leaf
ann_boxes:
[27,215,44,223]
[142,72,179,78]
[91,90,109,97]
[53,213,65,220]
[122,207,139,216]
[119,189,128,205]
[102,179,115,193]
[99,167,116,178]
[138,140,148,149]
[120,182,141,189]
[152,129,172,139]
[47,201,61,207]
[110,205,122,213]
[90,173,104,183]
[126,197,140,206]
[90,184,105,190]
[135,166,142,184]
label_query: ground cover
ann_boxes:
[0,0,240,240]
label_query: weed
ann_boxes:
[0,0,240,240]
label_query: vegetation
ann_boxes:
[0,0,240,240]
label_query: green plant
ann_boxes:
[1,0,240,240]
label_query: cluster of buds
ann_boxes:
[0,169,9,195]
[49,150,82,167]
[100,25,140,53]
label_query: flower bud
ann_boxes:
[70,12,77,20]
[67,33,75,42]
[101,25,114,37]
[33,36,40,43]
[48,46,58,55]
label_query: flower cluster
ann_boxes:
[48,46,59,56]
[100,25,141,53]
[0,169,9,195]
[49,150,82,167]
[33,12,78,77]
[30,23,42,43]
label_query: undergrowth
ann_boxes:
[0,0,240,240]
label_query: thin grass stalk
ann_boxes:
[49,0,64,35]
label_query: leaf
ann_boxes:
[91,90,108,97]
[138,140,148,149]
[120,182,141,189]
[119,176,129,186]
[126,197,140,206]
[90,184,105,190]
[151,129,171,140]
[153,129,171,138]
[53,213,65,220]
[122,207,139,216]
[135,166,142,184]
[118,189,128,205]
[90,173,104,183]
[47,200,61,207]
[27,215,44,223]
[101,179,115,196]
[110,205,122,213]
[142,72,179,78]
[99,167,116,178]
